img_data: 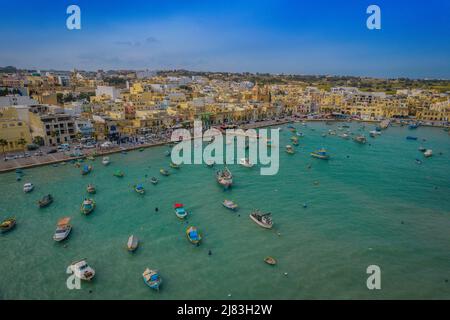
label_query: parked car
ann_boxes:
[47,149,58,154]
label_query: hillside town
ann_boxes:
[1,67,449,163]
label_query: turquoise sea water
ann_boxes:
[1,122,450,300]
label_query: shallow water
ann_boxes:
[1,122,449,299]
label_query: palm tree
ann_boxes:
[0,138,8,157]
[16,138,27,155]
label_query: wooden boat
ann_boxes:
[160,168,170,176]
[53,217,72,241]
[150,177,158,185]
[38,194,53,208]
[23,182,34,193]
[174,203,188,219]
[285,145,295,154]
[69,259,95,281]
[113,170,124,177]
[310,148,330,160]
[80,198,95,215]
[264,257,277,265]
[81,165,92,175]
[0,217,16,233]
[101,156,110,166]
[87,184,96,194]
[169,162,181,169]
[134,184,145,194]
[222,200,238,210]
[127,235,139,252]
[186,226,202,245]
[249,210,273,229]
[143,268,162,291]
[216,167,233,188]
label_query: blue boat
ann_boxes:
[81,165,92,175]
[406,136,418,140]
[134,184,145,194]
[310,148,330,160]
[186,226,202,245]
[174,203,188,219]
[408,123,419,130]
[143,268,162,291]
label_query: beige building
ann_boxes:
[0,107,32,152]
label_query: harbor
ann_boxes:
[1,121,449,299]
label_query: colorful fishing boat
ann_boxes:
[143,268,162,291]
[134,184,145,194]
[38,194,53,208]
[285,145,295,154]
[87,184,96,194]
[0,217,16,233]
[113,170,124,177]
[81,165,92,175]
[249,210,273,229]
[127,235,139,252]
[310,148,330,160]
[186,226,202,245]
[69,259,95,281]
[150,177,158,185]
[160,168,170,176]
[23,182,34,193]
[80,198,95,215]
[222,200,238,210]
[174,203,188,219]
[264,256,277,266]
[53,217,72,242]
[216,167,233,188]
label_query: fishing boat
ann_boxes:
[101,156,110,166]
[134,184,145,194]
[68,259,95,281]
[310,148,330,160]
[80,198,95,215]
[216,167,233,188]
[23,182,34,193]
[285,145,295,154]
[81,165,92,175]
[222,200,238,210]
[424,149,433,157]
[290,136,299,142]
[53,217,72,242]
[169,162,181,169]
[369,130,381,137]
[86,184,96,194]
[264,257,277,266]
[150,177,158,185]
[249,210,273,229]
[127,235,139,252]
[38,194,53,208]
[160,168,170,176]
[113,170,124,177]
[186,226,202,245]
[418,146,426,152]
[353,135,367,144]
[406,136,418,140]
[239,158,254,168]
[143,268,162,291]
[0,217,16,233]
[174,203,188,219]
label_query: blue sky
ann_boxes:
[0,0,449,78]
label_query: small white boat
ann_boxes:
[127,235,139,252]
[23,182,34,193]
[53,217,72,242]
[223,200,238,210]
[68,259,95,281]
[102,156,110,166]
[424,149,433,157]
[369,130,381,137]
[239,158,254,168]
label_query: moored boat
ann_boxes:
[239,158,254,168]
[38,194,53,208]
[81,165,92,175]
[23,182,34,193]
[87,184,96,194]
[143,268,162,291]
[150,177,158,185]
[174,203,188,219]
[101,156,110,166]
[264,256,277,265]
[418,146,426,152]
[285,145,295,154]
[369,130,381,137]
[80,198,95,215]
[53,217,72,242]
[69,259,95,281]
[0,217,16,233]
[169,162,181,169]
[310,148,330,160]
[186,226,202,245]
[206,160,215,167]
[216,167,233,188]
[424,149,433,157]
[160,168,170,176]
[113,170,124,177]
[134,184,145,194]
[353,135,367,144]
[249,210,273,229]
[408,122,420,130]
[127,235,139,252]
[223,200,238,210]
[406,136,418,140]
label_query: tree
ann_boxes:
[0,138,8,157]
[32,136,44,146]
[16,138,27,155]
